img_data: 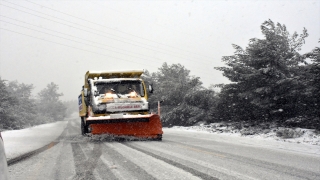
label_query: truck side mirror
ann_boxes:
[148,84,153,93]
[94,90,99,97]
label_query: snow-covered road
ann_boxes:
[2,117,320,179]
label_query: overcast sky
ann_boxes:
[0,0,319,101]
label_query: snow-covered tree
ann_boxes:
[148,63,216,126]
[0,78,18,129]
[215,19,312,124]
[6,81,37,127]
[37,82,66,121]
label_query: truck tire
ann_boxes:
[153,134,162,141]
[81,117,89,135]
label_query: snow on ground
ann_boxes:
[2,120,68,161]
[170,123,320,155]
[173,124,320,145]
[1,118,320,162]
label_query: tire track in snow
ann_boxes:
[71,142,98,180]
[111,142,207,180]
[52,120,79,179]
[81,141,133,180]
[169,140,320,180]
[79,142,120,180]
[127,141,257,180]
[68,118,107,179]
[74,139,155,180]
[97,142,156,180]
[131,141,262,180]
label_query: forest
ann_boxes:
[1,20,319,130]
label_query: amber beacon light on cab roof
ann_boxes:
[78,70,163,140]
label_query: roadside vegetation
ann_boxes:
[1,19,319,133]
[146,19,319,131]
[0,80,69,130]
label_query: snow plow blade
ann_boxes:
[86,114,163,139]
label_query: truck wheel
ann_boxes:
[81,118,88,135]
[154,134,162,141]
[81,118,85,135]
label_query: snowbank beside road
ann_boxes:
[170,124,320,155]
[2,120,68,160]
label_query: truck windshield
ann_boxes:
[95,80,145,97]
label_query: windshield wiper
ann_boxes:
[110,88,121,98]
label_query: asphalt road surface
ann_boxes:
[8,118,320,180]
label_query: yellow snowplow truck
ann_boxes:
[78,70,163,140]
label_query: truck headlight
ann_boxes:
[105,93,113,99]
[129,91,138,98]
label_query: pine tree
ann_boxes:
[215,19,309,123]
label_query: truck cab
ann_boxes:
[78,70,162,140]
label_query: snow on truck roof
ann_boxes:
[92,78,142,83]
[84,70,144,86]
[86,70,143,79]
